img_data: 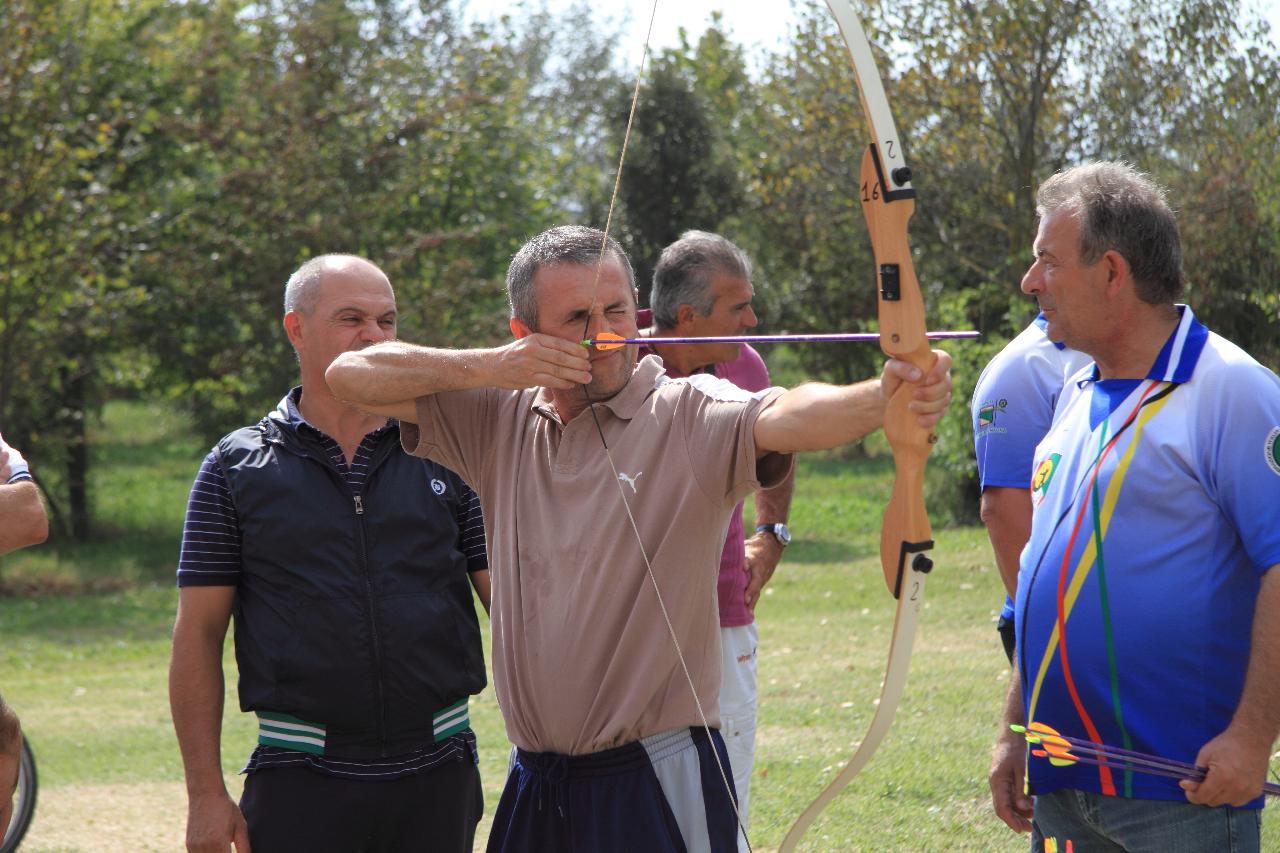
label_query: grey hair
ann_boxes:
[506,225,635,329]
[651,231,753,329]
[283,254,382,316]
[1036,161,1184,304]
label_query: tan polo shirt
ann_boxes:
[401,355,790,754]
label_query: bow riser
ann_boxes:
[860,147,937,597]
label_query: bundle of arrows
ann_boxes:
[1013,722,1280,796]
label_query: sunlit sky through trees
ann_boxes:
[460,0,1280,65]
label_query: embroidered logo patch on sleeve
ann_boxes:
[1266,428,1280,476]
[978,398,1008,427]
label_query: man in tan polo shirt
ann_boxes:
[326,225,953,853]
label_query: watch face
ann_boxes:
[774,524,791,545]
[759,523,790,545]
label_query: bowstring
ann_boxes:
[580,3,753,849]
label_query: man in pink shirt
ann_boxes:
[641,232,793,842]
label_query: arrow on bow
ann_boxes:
[582,330,979,348]
[778,1,938,848]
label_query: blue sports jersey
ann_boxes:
[972,316,1091,621]
[1016,306,1280,806]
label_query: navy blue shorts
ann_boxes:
[486,727,742,852]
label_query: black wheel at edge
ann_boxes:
[1,735,37,853]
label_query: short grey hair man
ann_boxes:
[650,231,753,330]
[506,226,635,330]
[1035,161,1184,304]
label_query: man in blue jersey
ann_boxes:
[169,255,491,853]
[972,321,1089,663]
[989,161,1280,852]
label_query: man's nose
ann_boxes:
[585,307,611,337]
[361,319,390,341]
[1020,267,1040,295]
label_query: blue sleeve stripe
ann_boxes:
[458,487,487,569]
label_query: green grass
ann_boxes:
[0,400,200,592]
[2,400,1277,851]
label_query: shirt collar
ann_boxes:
[1086,304,1209,384]
[274,386,393,442]
[1032,312,1069,351]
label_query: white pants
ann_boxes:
[719,622,759,852]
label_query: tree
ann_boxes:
[610,53,744,299]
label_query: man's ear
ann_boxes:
[510,317,534,339]
[283,311,305,351]
[675,303,699,331]
[1102,249,1131,296]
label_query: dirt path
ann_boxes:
[19,780,496,851]
[19,782,188,851]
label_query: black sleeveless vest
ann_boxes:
[214,406,486,758]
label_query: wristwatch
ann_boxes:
[754,523,791,548]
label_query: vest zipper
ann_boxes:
[353,489,388,754]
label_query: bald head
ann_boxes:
[284,254,391,317]
[281,254,397,381]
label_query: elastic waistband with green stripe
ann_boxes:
[257,698,470,756]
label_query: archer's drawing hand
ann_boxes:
[494,334,592,390]
[879,348,953,429]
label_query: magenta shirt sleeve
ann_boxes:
[714,346,773,627]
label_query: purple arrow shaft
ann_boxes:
[1032,750,1201,786]
[585,330,980,346]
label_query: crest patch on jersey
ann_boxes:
[1033,452,1062,497]
[1266,428,1280,477]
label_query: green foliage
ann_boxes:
[0,0,624,538]
[0,401,199,592]
[610,38,746,297]
[746,7,884,386]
